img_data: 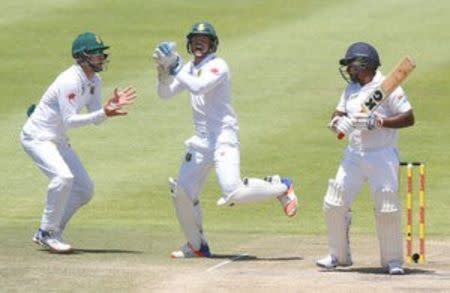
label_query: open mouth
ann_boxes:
[194,44,205,52]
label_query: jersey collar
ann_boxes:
[359,70,383,91]
[371,70,383,83]
[192,53,216,69]
[74,63,98,84]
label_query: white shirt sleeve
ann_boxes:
[86,81,107,125]
[387,86,412,114]
[175,59,228,95]
[157,77,185,99]
[335,89,347,112]
[58,80,106,129]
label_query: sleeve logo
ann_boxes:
[67,93,76,102]
[210,67,219,75]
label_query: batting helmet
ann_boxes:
[186,21,219,54]
[339,42,381,69]
[72,32,109,58]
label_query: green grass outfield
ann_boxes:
[1,0,450,290]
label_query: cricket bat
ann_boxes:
[337,55,416,139]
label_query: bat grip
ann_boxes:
[337,132,345,140]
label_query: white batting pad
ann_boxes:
[169,178,204,250]
[374,190,403,267]
[217,177,286,206]
[323,179,353,265]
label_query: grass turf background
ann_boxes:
[1,2,449,289]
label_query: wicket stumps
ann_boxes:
[399,161,426,264]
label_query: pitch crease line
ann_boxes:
[206,253,249,272]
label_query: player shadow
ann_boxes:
[210,253,303,262]
[330,267,434,275]
[72,248,143,254]
[36,248,143,255]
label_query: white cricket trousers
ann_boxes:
[329,146,403,266]
[20,131,94,233]
[177,142,241,202]
[335,146,400,203]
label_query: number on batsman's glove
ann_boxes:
[351,112,383,130]
[152,41,183,75]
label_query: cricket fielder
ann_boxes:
[20,32,137,253]
[317,42,415,274]
[153,22,298,258]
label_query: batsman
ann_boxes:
[152,21,298,258]
[317,42,415,274]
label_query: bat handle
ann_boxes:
[337,132,345,140]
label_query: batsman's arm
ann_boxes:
[381,109,414,128]
[332,110,346,118]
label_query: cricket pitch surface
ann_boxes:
[2,234,450,292]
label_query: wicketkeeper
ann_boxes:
[20,32,137,253]
[317,42,415,274]
[152,21,298,258]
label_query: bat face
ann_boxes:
[361,56,415,113]
[362,88,386,112]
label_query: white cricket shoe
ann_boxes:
[32,231,40,244]
[388,261,405,275]
[171,242,211,258]
[316,255,338,269]
[33,229,72,253]
[277,177,298,217]
[33,229,62,244]
[316,255,353,269]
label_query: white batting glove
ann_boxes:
[329,115,354,136]
[152,41,179,70]
[328,116,340,134]
[352,112,383,130]
[328,115,354,135]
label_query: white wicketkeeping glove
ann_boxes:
[156,64,172,84]
[152,41,179,70]
[328,115,354,135]
[351,112,383,130]
[168,54,183,76]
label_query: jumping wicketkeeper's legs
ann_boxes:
[214,144,297,216]
[170,149,212,258]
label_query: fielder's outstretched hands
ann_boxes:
[104,86,137,117]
